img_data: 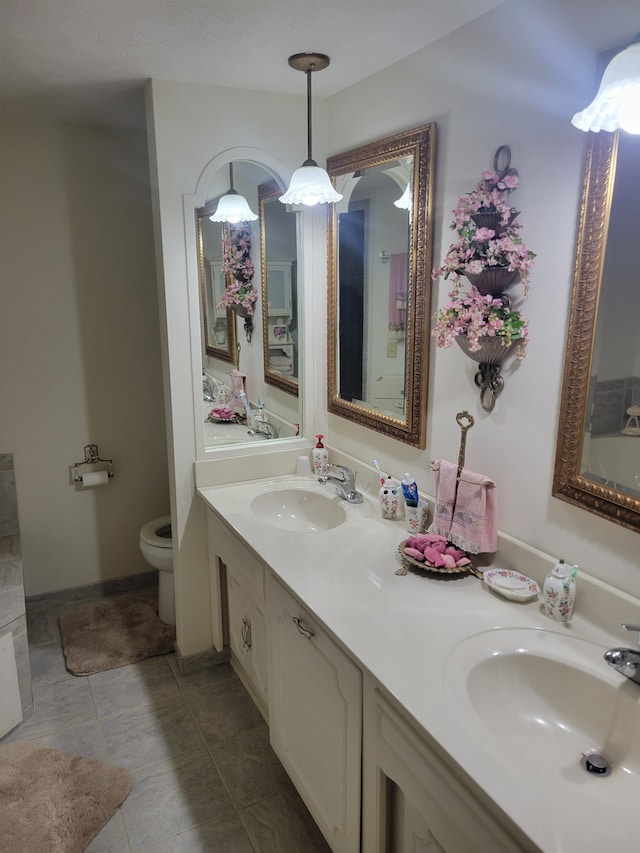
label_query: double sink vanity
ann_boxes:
[197,473,640,852]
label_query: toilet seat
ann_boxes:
[140,516,172,548]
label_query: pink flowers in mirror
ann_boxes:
[217,224,259,315]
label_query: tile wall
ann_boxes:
[0,453,32,720]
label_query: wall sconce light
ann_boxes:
[572,36,640,134]
[210,163,258,223]
[279,53,343,206]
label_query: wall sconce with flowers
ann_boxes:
[432,146,535,412]
[217,223,258,342]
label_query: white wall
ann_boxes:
[326,0,640,598]
[0,119,169,595]
[145,80,328,656]
[148,0,640,659]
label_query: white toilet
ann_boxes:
[139,516,175,625]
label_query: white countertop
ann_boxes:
[198,474,640,853]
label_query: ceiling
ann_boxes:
[1,0,507,128]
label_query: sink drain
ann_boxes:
[581,752,611,776]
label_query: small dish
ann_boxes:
[207,414,242,424]
[482,568,539,601]
[396,540,473,576]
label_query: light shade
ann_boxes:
[572,42,640,134]
[393,183,412,211]
[210,191,258,223]
[279,163,342,205]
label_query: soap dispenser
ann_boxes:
[312,435,329,477]
[543,559,578,622]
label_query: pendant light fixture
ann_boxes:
[210,162,258,223]
[572,35,640,134]
[279,53,343,206]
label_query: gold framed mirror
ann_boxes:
[553,129,640,532]
[259,179,300,397]
[196,199,237,364]
[327,123,436,447]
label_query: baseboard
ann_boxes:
[174,642,230,675]
[25,571,158,611]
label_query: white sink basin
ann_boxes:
[250,488,348,532]
[444,627,640,808]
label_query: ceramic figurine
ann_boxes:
[543,559,577,622]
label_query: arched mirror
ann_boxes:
[327,123,436,447]
[259,179,299,397]
[553,129,640,531]
[196,161,303,450]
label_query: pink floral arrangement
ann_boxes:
[453,169,519,226]
[433,288,529,359]
[218,224,258,315]
[432,169,535,294]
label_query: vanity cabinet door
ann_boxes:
[226,571,252,675]
[225,563,268,717]
[208,510,268,716]
[268,574,361,853]
[362,675,534,853]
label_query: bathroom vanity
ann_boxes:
[198,474,640,853]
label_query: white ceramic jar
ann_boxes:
[543,559,576,622]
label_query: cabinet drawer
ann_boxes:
[207,511,265,601]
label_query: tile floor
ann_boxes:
[2,591,331,852]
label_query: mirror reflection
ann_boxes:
[554,130,640,531]
[196,161,303,450]
[327,124,436,447]
[259,180,300,396]
[197,206,237,363]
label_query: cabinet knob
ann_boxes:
[292,616,314,640]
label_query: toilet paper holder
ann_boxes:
[71,444,114,484]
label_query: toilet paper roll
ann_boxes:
[80,470,110,488]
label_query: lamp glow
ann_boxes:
[280,164,342,205]
[280,53,343,207]
[572,41,640,134]
[210,163,258,223]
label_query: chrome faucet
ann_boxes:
[318,464,364,504]
[247,420,279,439]
[604,624,640,685]
[203,375,215,402]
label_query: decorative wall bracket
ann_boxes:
[232,303,253,342]
[456,336,519,412]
